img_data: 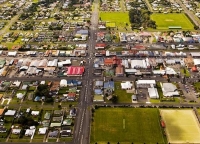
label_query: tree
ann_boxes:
[111,95,118,103]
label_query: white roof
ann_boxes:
[38,127,47,134]
[12,129,21,134]
[148,88,159,99]
[17,93,24,99]
[31,111,39,115]
[5,110,16,116]
[12,81,21,87]
[20,66,28,70]
[193,59,200,65]
[125,69,137,73]
[121,81,133,89]
[25,129,35,136]
[131,60,147,68]
[8,51,17,56]
[137,80,156,85]
[60,79,67,87]
[190,52,200,57]
[165,67,177,75]
[58,59,71,67]
[161,83,179,97]
[47,59,58,67]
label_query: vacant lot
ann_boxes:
[100,12,130,29]
[91,108,165,144]
[151,13,194,30]
[160,109,200,143]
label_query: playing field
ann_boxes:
[100,12,130,28]
[160,109,200,143]
[91,108,165,143]
[151,13,194,30]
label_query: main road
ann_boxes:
[73,1,99,144]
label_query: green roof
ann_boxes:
[0,60,6,68]
[62,119,72,126]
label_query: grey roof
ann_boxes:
[49,130,58,137]
[104,81,114,89]
[95,81,103,87]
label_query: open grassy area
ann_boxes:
[151,13,194,30]
[91,108,165,144]
[180,68,191,77]
[160,109,200,143]
[114,82,132,103]
[100,12,130,30]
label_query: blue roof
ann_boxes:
[104,81,114,89]
[67,80,81,85]
[34,96,41,101]
[94,89,103,95]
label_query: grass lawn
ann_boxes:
[160,109,200,143]
[91,108,165,144]
[59,137,73,142]
[180,68,191,77]
[100,12,130,30]
[151,13,194,30]
[193,82,200,92]
[114,82,133,103]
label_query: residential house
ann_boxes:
[95,43,106,50]
[115,66,124,76]
[38,127,47,135]
[49,130,59,137]
[12,129,21,134]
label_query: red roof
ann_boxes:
[67,66,84,75]
[68,93,76,97]
[95,43,106,47]
[192,66,198,72]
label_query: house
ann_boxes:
[161,83,179,97]
[12,129,21,134]
[50,123,61,128]
[70,108,76,117]
[52,116,63,122]
[121,81,133,90]
[25,127,35,137]
[49,130,59,137]
[95,81,103,87]
[4,110,16,116]
[31,111,39,116]
[136,80,156,88]
[44,112,51,120]
[115,66,124,76]
[94,89,103,95]
[54,110,63,116]
[61,127,71,137]
[0,109,4,116]
[104,81,114,91]
[95,43,106,50]
[62,119,72,126]
[16,93,24,99]
[60,79,67,87]
[38,127,47,135]
[0,127,7,133]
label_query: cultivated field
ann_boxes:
[160,109,200,143]
[151,13,194,30]
[91,108,165,144]
[100,12,130,29]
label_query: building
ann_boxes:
[160,82,179,97]
[148,87,159,99]
[95,43,106,50]
[115,66,124,76]
[60,79,67,87]
[38,127,47,135]
[121,81,133,90]
[67,66,84,76]
[136,80,156,88]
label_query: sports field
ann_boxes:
[100,12,130,29]
[91,108,165,144]
[160,109,200,143]
[151,13,194,30]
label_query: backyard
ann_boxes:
[114,82,132,103]
[91,108,165,144]
[151,13,194,30]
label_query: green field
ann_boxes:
[91,108,165,144]
[160,109,200,143]
[151,13,194,30]
[100,12,130,30]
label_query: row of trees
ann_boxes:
[129,9,156,29]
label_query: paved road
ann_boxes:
[175,0,200,27]
[73,1,99,144]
